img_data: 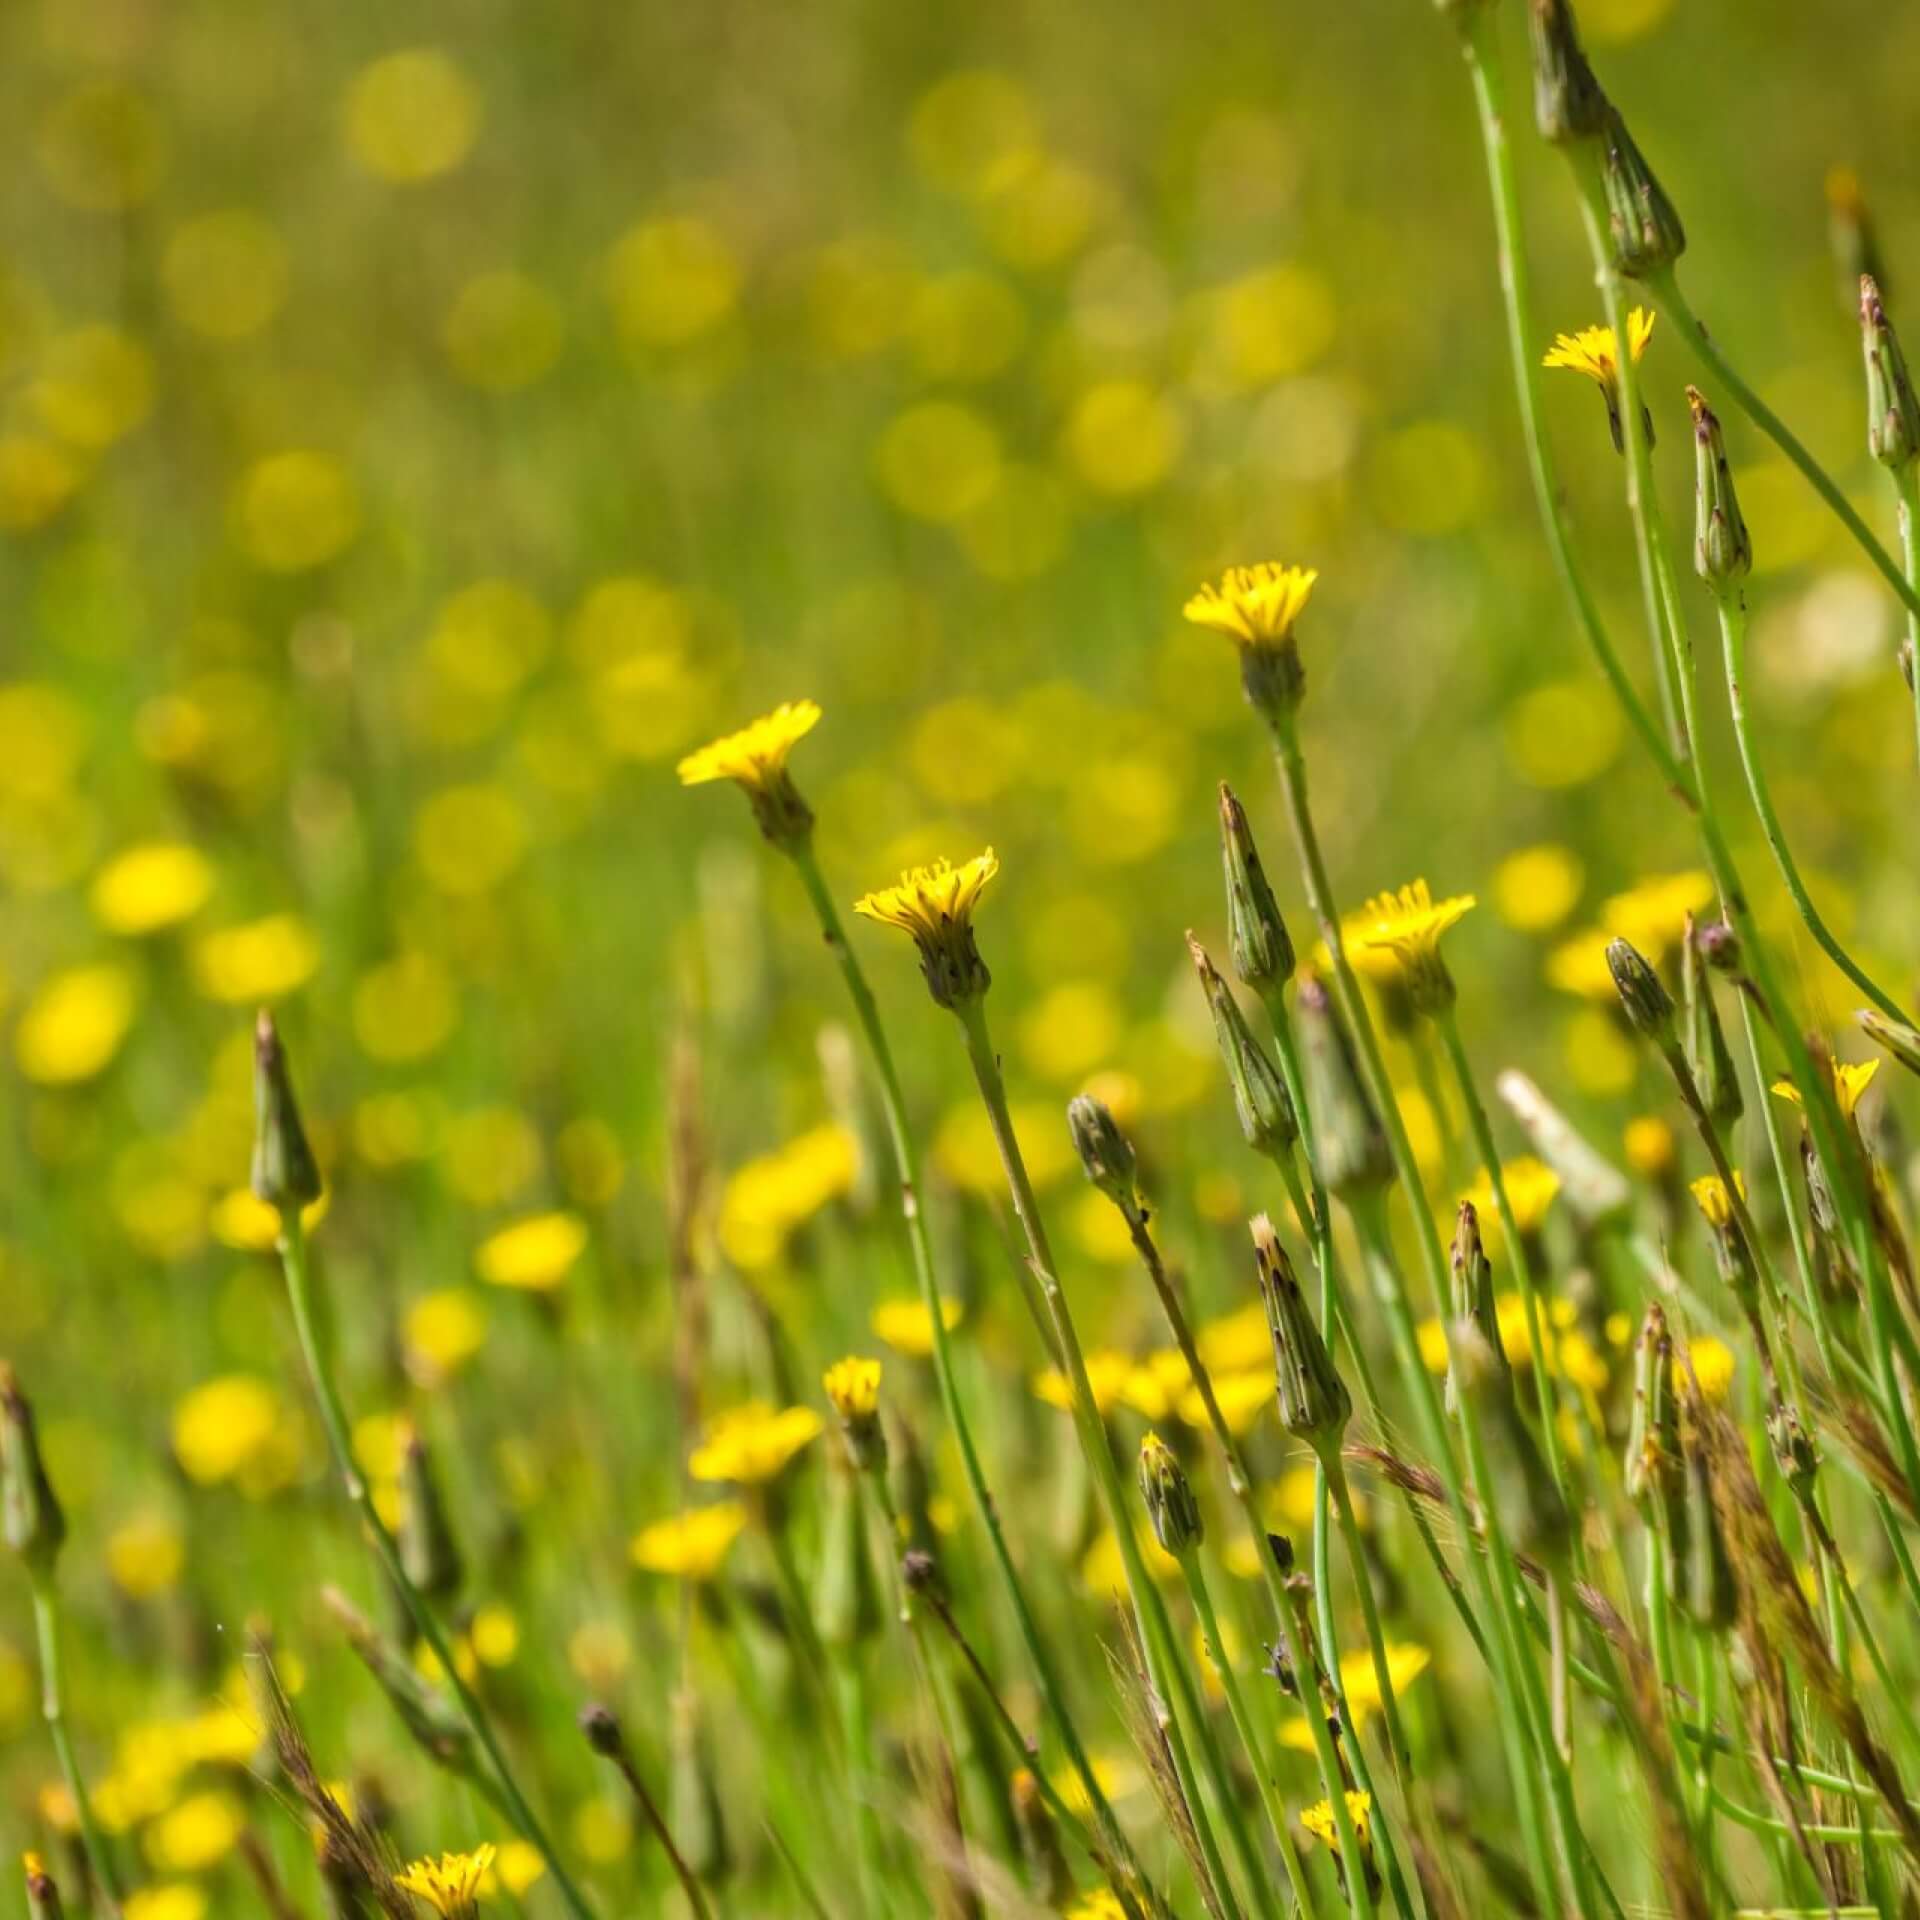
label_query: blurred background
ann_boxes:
[5,0,1920,1907]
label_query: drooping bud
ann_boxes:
[1218,783,1294,992]
[1607,938,1676,1048]
[815,1449,881,1648]
[1599,110,1687,279]
[322,1587,479,1783]
[1188,934,1296,1157]
[1496,1070,1632,1227]
[1295,973,1391,1196]
[822,1357,886,1474]
[1688,389,1751,589]
[1862,276,1920,471]
[1859,1006,1920,1081]
[22,1854,63,1920]
[1066,1094,1140,1217]
[668,1687,731,1886]
[1448,1204,1502,1415]
[1010,1770,1073,1910]
[251,1010,323,1213]
[1528,0,1609,145]
[1623,1305,1687,1554]
[1455,1323,1571,1568]
[0,1365,65,1576]
[396,1421,463,1602]
[1137,1432,1202,1558]
[1680,916,1742,1130]
[1253,1215,1350,1448]
[1678,1426,1735,1630]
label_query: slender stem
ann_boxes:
[834,1653,886,1914]
[1323,1457,1413,1784]
[1709,1785,1899,1848]
[30,1575,122,1909]
[1894,463,1920,771]
[784,843,1156,1906]
[1714,596,1906,1021]
[275,1219,598,1920]
[602,1741,715,1920]
[1649,267,1920,625]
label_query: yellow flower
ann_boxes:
[631,1501,747,1579]
[1541,308,1655,387]
[822,1356,882,1422]
[395,1843,496,1918]
[676,701,822,845]
[1688,1171,1745,1232]
[190,913,320,1003]
[1033,1350,1134,1415]
[1349,879,1475,1015]
[145,1791,242,1873]
[14,962,137,1084]
[123,1890,206,1920]
[1622,1115,1676,1177]
[854,852,999,1008]
[1602,870,1714,960]
[1179,1370,1272,1436]
[871,1296,962,1355]
[1301,1788,1372,1853]
[90,842,214,936]
[105,1514,185,1598]
[717,1125,857,1270]
[474,1212,587,1292]
[1196,1303,1269,1374]
[1282,1647,1430,1753]
[1066,1893,1128,1920]
[171,1375,291,1487]
[208,1186,325,1252]
[404,1290,489,1384]
[1182,563,1318,648]
[344,52,481,184]
[1463,1157,1561,1240]
[1771,1058,1880,1121]
[1681,1336,1735,1402]
[688,1403,823,1485]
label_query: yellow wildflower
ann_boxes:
[14,963,137,1084]
[631,1502,747,1579]
[1033,1350,1134,1414]
[1066,1893,1128,1920]
[676,700,821,844]
[688,1403,822,1485]
[1601,870,1713,959]
[1688,1171,1746,1232]
[1196,1302,1268,1374]
[190,913,320,1003]
[1681,1337,1735,1402]
[1543,308,1655,450]
[871,1296,963,1355]
[822,1356,882,1421]
[105,1514,185,1598]
[170,1375,292,1488]
[1463,1157,1561,1240]
[474,1212,587,1291]
[1179,1370,1272,1436]
[1350,879,1475,1015]
[403,1291,489,1385]
[90,842,214,936]
[344,51,481,185]
[854,851,999,1008]
[1182,562,1318,648]
[395,1844,496,1918]
[1622,1115,1676,1177]
[144,1791,242,1873]
[1771,1057,1880,1121]
[717,1125,857,1270]
[123,1890,206,1920]
[1301,1788,1372,1853]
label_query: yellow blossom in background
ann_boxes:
[908,70,1037,195]
[874,401,1002,522]
[631,1501,747,1579]
[443,1107,543,1207]
[1020,980,1123,1082]
[0,434,84,531]
[352,952,458,1063]
[122,1890,206,1920]
[1179,1370,1272,1436]
[1463,1157,1561,1241]
[1065,1893,1128,1920]
[1493,843,1584,932]
[608,216,742,349]
[395,1844,496,1918]
[1602,871,1715,958]
[689,1403,823,1485]
[90,843,214,936]
[413,784,529,895]
[487,1842,546,1897]
[404,1290,490,1384]
[1063,380,1185,496]
[163,211,288,341]
[344,51,481,183]
[105,1513,185,1598]
[676,700,821,794]
[208,1186,325,1252]
[1283,1645,1431,1752]
[171,1375,299,1490]
[934,1097,1072,1193]
[1623,1115,1677,1177]
[571,1796,632,1864]
[1033,1350,1135,1415]
[1197,1303,1269,1375]
[233,452,360,572]
[1681,1337,1736,1402]
[1183,563,1317,648]
[144,1791,242,1873]
[1301,1789,1372,1853]
[15,963,136,1084]
[717,1123,856,1269]
[1079,1524,1180,1593]
[190,914,320,1002]
[870,1296,963,1355]
[1504,681,1623,790]
[1771,1058,1880,1119]
[475,1211,588,1291]
[443,271,565,391]
[31,327,154,449]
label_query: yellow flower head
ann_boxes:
[1543,309,1655,450]
[1349,880,1475,1017]
[1622,1115,1677,1178]
[1301,1789,1372,1853]
[822,1356,885,1468]
[1688,1170,1746,1234]
[1463,1157,1561,1240]
[1680,1336,1735,1403]
[630,1501,746,1579]
[676,700,821,845]
[853,851,998,1008]
[1771,1057,1880,1122]
[395,1843,495,1918]
[688,1402,823,1486]
[1065,1894,1128,1920]
[1183,563,1318,649]
[870,1296,962,1355]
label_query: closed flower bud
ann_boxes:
[1188,934,1296,1157]
[1528,0,1610,145]
[1599,110,1687,279]
[397,1422,463,1602]
[1067,1094,1140,1217]
[1456,1323,1571,1568]
[1448,1203,1502,1416]
[1624,1306,1687,1553]
[1681,917,1742,1130]
[1010,1770,1073,1910]
[1607,938,1676,1047]
[1679,1429,1736,1630]
[1296,973,1391,1196]
[578,1701,626,1760]
[1859,1006,1920,1080]
[251,1009,323,1213]
[1688,389,1751,589]
[0,1366,64,1576]
[1862,276,1920,471]
[1496,1070,1633,1228]
[1254,1216,1350,1448]
[1218,784,1294,991]
[1138,1431,1202,1558]
[815,1451,881,1647]
[22,1854,63,1920]
[323,1586,479,1782]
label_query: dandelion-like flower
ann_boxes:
[1688,1171,1746,1234]
[395,1843,495,1917]
[1463,1157,1561,1240]
[853,851,998,1008]
[1349,879,1475,1017]
[1184,563,1318,723]
[1543,309,1656,452]
[676,700,821,845]
[630,1501,747,1579]
[1771,1058,1881,1121]
[1301,1788,1372,1853]
[688,1402,823,1486]
[822,1356,885,1471]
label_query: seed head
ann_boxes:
[1066,1093,1140,1217]
[251,1009,323,1214]
[1188,934,1296,1156]
[1218,783,1294,991]
[1606,937,1676,1047]
[1253,1215,1350,1448]
[1137,1431,1202,1558]
[1295,973,1391,1197]
[1687,389,1751,589]
[1862,276,1920,471]
[0,1365,64,1575]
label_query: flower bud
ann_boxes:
[1448,1203,1502,1416]
[22,1854,62,1920]
[1296,973,1391,1196]
[1599,110,1687,279]
[1218,784,1294,991]
[323,1586,478,1783]
[1528,0,1609,145]
[1456,1323,1571,1568]
[251,1009,323,1214]
[1862,275,1920,471]
[1496,1069,1632,1228]
[1859,1006,1920,1080]
[1681,917,1742,1131]
[0,1365,64,1576]
[1254,1215,1350,1448]
[1066,1094,1139,1217]
[1607,938,1676,1047]
[1138,1432,1202,1558]
[1188,934,1296,1157]
[397,1421,463,1602]
[1623,1305,1687,1552]
[1678,1429,1735,1630]
[1010,1770,1073,1910]
[1688,389,1751,589]
[579,1702,626,1760]
[1766,1397,1819,1499]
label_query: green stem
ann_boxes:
[1894,463,1920,772]
[1323,1457,1413,1785]
[1709,1785,1899,1848]
[30,1576,122,1909]
[1649,267,1920,625]
[277,1220,598,1920]
[833,1652,886,1912]
[1714,595,1906,1021]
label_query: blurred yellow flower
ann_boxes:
[1079,1524,1179,1593]
[874,401,1001,523]
[1623,1115,1677,1177]
[15,963,136,1084]
[404,1290,490,1384]
[1493,844,1584,932]
[1205,263,1337,389]
[122,1890,206,1920]
[1180,1370,1272,1436]
[90,842,214,936]
[353,952,458,1063]
[958,464,1072,582]
[0,435,84,531]
[1033,1350,1134,1415]
[145,1791,243,1873]
[0,686,90,800]
[475,1211,588,1291]
[631,1501,747,1579]
[444,1106,542,1207]
[870,1296,963,1355]
[443,271,564,391]
[677,701,821,794]
[608,216,741,348]
[1681,1336,1735,1402]
[1505,681,1623,790]
[191,914,320,1002]
[1063,380,1184,496]
[430,580,554,696]
[171,1375,292,1488]
[413,784,529,895]
[1301,1789,1372,1853]
[934,1096,1072,1195]
[1462,1157,1561,1239]
[1020,980,1122,1082]
[1689,1172,1745,1232]
[688,1403,823,1485]
[208,1186,324,1252]
[489,1841,546,1896]
[1065,1894,1127,1920]
[163,211,288,341]
[1283,1643,1431,1754]
[31,327,154,449]
[1197,1303,1269,1375]
[908,70,1037,195]
[822,1356,882,1421]
[717,1123,856,1269]
[1183,563,1317,648]
[234,452,359,572]
[910,270,1027,381]
[1368,421,1489,536]
[1602,871,1714,957]
[105,1514,185,1598]
[572,1797,631,1864]
[395,1844,495,1918]
[344,51,481,183]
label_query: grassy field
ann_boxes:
[6,0,1920,1913]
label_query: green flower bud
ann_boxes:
[1528,0,1610,145]
[23,1854,63,1920]
[1680,916,1742,1130]
[1862,275,1920,471]
[1067,1094,1140,1216]
[816,1451,882,1648]
[1254,1215,1350,1448]
[1448,1203,1502,1416]
[1137,1431,1202,1558]
[1599,110,1686,279]
[1496,1069,1632,1228]
[1678,1429,1735,1631]
[1859,1006,1920,1080]
[251,1010,323,1214]
[1607,938,1676,1047]
[396,1421,463,1602]
[1218,783,1294,991]
[1296,973,1391,1196]
[323,1586,479,1782]
[1623,1305,1687,1554]
[0,1365,65,1576]
[1688,388,1751,589]
[1456,1322,1572,1568]
[1188,934,1296,1157]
